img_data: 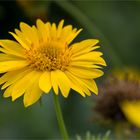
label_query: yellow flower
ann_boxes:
[0,19,106,107]
[94,68,140,122]
[120,101,140,128]
[113,67,140,83]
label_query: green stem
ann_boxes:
[53,93,69,140]
[55,0,123,67]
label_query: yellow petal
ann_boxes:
[71,46,100,58]
[1,68,30,89]
[32,25,39,46]
[65,71,85,97]
[0,40,25,58]
[20,22,39,46]
[0,71,13,85]
[57,20,64,38]
[120,101,140,128]
[9,32,30,50]
[45,22,51,39]
[39,71,51,93]
[0,54,25,62]
[15,29,32,45]
[51,23,57,38]
[55,70,71,98]
[81,79,98,95]
[65,71,91,96]
[3,85,14,98]
[70,61,102,69]
[72,51,103,60]
[60,25,73,41]
[24,79,42,107]
[67,79,85,97]
[68,67,104,79]
[72,52,106,66]
[70,39,99,55]
[0,61,28,73]
[93,57,107,66]
[36,19,48,42]
[66,29,82,45]
[82,87,91,96]
[11,71,41,101]
[0,48,16,56]
[51,71,59,95]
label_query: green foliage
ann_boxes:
[56,1,140,67]
[76,131,111,140]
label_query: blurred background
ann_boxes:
[0,0,140,139]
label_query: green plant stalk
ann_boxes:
[53,93,69,140]
[55,0,123,67]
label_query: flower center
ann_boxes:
[25,40,71,71]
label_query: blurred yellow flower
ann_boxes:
[0,19,106,107]
[113,67,140,83]
[95,68,140,122]
[120,101,140,128]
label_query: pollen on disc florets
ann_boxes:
[25,40,71,71]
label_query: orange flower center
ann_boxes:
[25,40,71,71]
